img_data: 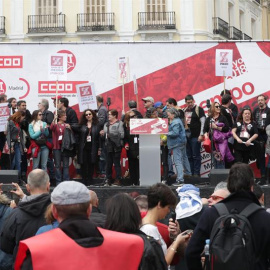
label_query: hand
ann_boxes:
[174,231,190,246]
[0,183,3,194]
[211,123,218,129]
[100,130,104,136]
[168,218,180,237]
[198,135,204,142]
[245,140,251,146]
[10,147,14,153]
[65,124,71,129]
[10,200,17,208]
[10,182,25,199]
[98,149,101,156]
[160,140,164,146]
[237,138,243,144]
[24,148,27,153]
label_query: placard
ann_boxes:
[130,118,168,134]
[49,53,67,80]
[76,83,97,112]
[118,56,129,83]
[215,49,233,76]
[0,103,9,132]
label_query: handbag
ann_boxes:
[203,137,211,153]
[35,135,47,146]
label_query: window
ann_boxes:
[251,18,256,38]
[37,0,58,15]
[228,2,234,26]
[146,0,166,13]
[85,0,106,14]
[239,10,244,32]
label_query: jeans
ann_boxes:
[53,149,70,185]
[99,143,107,175]
[11,142,22,178]
[186,137,201,175]
[106,151,121,180]
[214,159,225,169]
[171,145,191,182]
[32,146,49,171]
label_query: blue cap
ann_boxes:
[154,101,163,108]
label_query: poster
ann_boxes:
[76,83,97,112]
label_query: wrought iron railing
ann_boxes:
[138,12,176,30]
[28,14,65,33]
[77,13,115,32]
[229,26,242,40]
[0,16,5,35]
[243,33,252,40]
[213,17,229,39]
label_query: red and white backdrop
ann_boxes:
[1,42,270,178]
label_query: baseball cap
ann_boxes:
[142,96,154,103]
[51,181,91,205]
[154,101,163,108]
[51,95,63,100]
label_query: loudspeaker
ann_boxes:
[0,170,18,183]
[209,169,229,186]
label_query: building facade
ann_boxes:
[0,0,269,42]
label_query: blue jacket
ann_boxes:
[167,117,186,149]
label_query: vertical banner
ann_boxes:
[0,103,9,132]
[117,56,129,83]
[48,53,68,81]
[76,83,97,112]
[215,49,233,76]
[133,75,138,95]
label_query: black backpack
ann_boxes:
[208,203,262,270]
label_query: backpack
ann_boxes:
[208,202,262,270]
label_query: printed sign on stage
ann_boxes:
[0,103,9,132]
[76,83,97,112]
[215,49,233,76]
[49,53,67,80]
[118,56,129,83]
[130,118,168,135]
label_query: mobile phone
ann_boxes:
[1,184,15,193]
[181,229,193,236]
[171,211,176,223]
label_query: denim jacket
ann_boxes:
[167,117,186,149]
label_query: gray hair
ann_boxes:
[40,99,49,110]
[134,195,148,211]
[167,107,180,118]
[214,181,228,192]
[27,169,50,190]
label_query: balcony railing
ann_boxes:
[77,13,115,32]
[253,0,261,4]
[229,26,242,40]
[243,33,252,40]
[0,16,5,35]
[213,17,229,39]
[138,12,176,30]
[28,14,65,34]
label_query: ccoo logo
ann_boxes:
[57,50,76,73]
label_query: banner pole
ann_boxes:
[136,93,139,111]
[56,75,59,122]
[223,70,226,95]
[122,77,125,115]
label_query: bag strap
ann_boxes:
[213,203,229,216]
[239,203,262,218]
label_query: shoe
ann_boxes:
[193,174,200,178]
[184,174,192,178]
[169,174,177,180]
[172,181,184,187]
[112,179,121,186]
[161,180,167,185]
[98,174,106,179]
[103,179,111,186]
[73,174,82,179]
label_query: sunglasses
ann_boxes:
[215,105,221,109]
[130,115,136,118]
[209,195,224,201]
[38,114,42,116]
[85,113,92,116]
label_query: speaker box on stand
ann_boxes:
[0,170,19,183]
[209,169,229,186]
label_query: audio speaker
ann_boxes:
[0,170,18,183]
[209,169,229,186]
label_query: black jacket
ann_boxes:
[61,128,76,157]
[124,125,139,159]
[89,206,106,228]
[0,193,51,261]
[97,104,108,129]
[185,191,270,270]
[65,107,78,125]
[77,124,100,164]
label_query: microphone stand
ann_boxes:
[7,103,13,169]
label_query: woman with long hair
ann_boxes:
[50,110,72,185]
[6,111,27,180]
[100,109,124,186]
[105,193,168,270]
[28,110,50,171]
[232,107,258,164]
[76,109,100,186]
[123,110,139,186]
[204,102,232,169]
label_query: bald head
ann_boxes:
[27,169,50,194]
[89,190,98,207]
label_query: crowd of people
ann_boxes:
[0,89,270,186]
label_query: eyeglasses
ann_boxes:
[215,106,221,109]
[209,195,225,201]
[85,113,92,116]
[130,115,136,118]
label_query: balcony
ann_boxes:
[229,26,242,40]
[138,12,176,30]
[28,14,65,34]
[213,17,229,39]
[243,33,252,40]
[77,13,115,32]
[253,0,261,4]
[0,16,5,35]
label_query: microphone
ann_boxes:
[107,97,111,106]
[206,99,211,109]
